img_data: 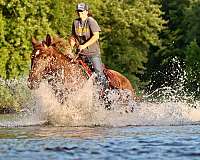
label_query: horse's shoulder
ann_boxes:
[54,50,71,63]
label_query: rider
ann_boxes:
[70,2,108,92]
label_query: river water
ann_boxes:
[0,125,200,160]
[0,82,200,159]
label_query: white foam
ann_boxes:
[26,79,200,127]
[1,77,200,127]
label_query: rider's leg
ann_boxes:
[88,54,111,109]
[87,54,109,90]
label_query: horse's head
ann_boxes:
[28,36,48,89]
[28,34,62,89]
[27,34,78,90]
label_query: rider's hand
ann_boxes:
[76,48,80,54]
[78,45,86,51]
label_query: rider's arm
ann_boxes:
[70,22,77,47]
[79,32,99,50]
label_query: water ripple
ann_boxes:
[0,125,200,160]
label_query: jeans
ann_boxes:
[87,54,108,90]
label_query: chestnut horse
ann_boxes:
[27,35,137,102]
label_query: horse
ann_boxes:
[27,34,137,104]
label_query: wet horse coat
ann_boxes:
[28,35,137,101]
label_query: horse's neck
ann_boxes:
[43,48,81,77]
[50,52,72,71]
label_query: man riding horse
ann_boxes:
[70,3,108,92]
[28,34,138,106]
[27,3,138,106]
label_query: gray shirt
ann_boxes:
[72,17,101,54]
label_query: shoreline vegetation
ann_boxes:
[0,78,31,114]
[1,0,200,113]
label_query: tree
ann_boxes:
[183,1,200,98]
[0,0,54,79]
[143,0,200,94]
[96,0,165,89]
[185,40,200,97]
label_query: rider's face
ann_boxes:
[77,10,88,20]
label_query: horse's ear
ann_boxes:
[32,37,38,48]
[46,34,52,47]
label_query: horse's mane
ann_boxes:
[32,34,73,62]
[51,35,70,54]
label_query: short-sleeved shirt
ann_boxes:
[72,17,101,54]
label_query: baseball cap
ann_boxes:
[76,3,89,11]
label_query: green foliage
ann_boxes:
[157,0,191,58]
[49,0,76,37]
[143,0,200,95]
[97,0,165,87]
[0,79,31,113]
[183,0,200,45]
[185,40,200,97]
[184,1,200,94]
[0,0,54,79]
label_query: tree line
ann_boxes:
[0,0,200,107]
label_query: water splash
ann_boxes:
[0,66,200,127]
[22,79,200,127]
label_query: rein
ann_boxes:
[78,50,96,56]
[69,36,96,56]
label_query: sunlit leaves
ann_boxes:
[0,0,53,79]
[97,0,165,86]
[185,40,200,97]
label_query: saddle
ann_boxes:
[77,59,120,89]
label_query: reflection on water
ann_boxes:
[0,125,200,160]
[0,126,114,139]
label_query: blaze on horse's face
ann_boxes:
[27,37,51,89]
